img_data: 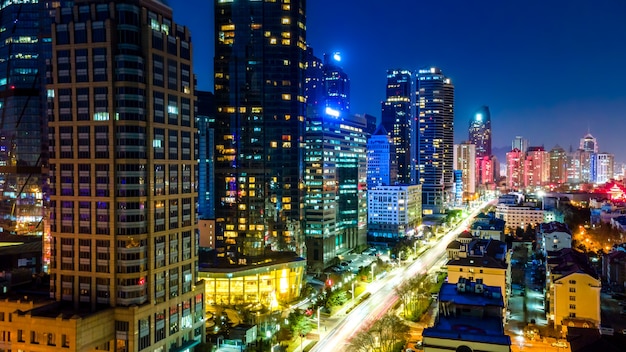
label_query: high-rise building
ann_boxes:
[0,0,71,239]
[506,148,525,190]
[580,133,598,153]
[45,1,205,350]
[512,136,528,154]
[453,142,476,196]
[381,69,414,184]
[468,106,492,158]
[549,145,568,185]
[417,67,454,214]
[591,152,614,184]
[524,146,549,187]
[304,47,325,116]
[476,155,499,187]
[367,125,397,189]
[304,109,367,272]
[214,0,307,262]
[323,52,350,114]
[197,91,216,249]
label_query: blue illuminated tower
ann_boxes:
[323,52,350,114]
[468,105,492,158]
[381,69,414,184]
[417,67,455,214]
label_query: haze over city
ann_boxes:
[171,0,626,162]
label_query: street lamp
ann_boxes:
[371,263,376,282]
[317,306,322,338]
[351,281,355,301]
[413,241,418,258]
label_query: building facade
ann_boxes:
[416,67,454,214]
[453,142,476,196]
[0,0,72,239]
[366,125,397,189]
[367,185,422,243]
[213,0,307,261]
[468,106,491,158]
[304,108,367,271]
[591,152,614,184]
[381,69,414,184]
[505,148,524,191]
[495,204,544,231]
[549,145,568,185]
[524,146,549,188]
[45,1,205,351]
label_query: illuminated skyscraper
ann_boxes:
[381,69,414,184]
[453,142,476,195]
[468,106,491,158]
[591,152,614,184]
[524,146,549,187]
[45,1,205,350]
[367,125,397,189]
[417,67,454,214]
[0,1,71,238]
[512,136,528,153]
[580,133,598,153]
[304,109,367,272]
[549,145,568,185]
[506,148,524,190]
[323,52,350,114]
[214,0,307,263]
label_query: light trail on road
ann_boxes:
[311,200,495,352]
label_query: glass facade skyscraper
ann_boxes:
[468,105,491,158]
[381,69,414,184]
[214,0,307,264]
[0,0,71,237]
[417,67,454,214]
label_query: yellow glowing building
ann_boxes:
[199,258,306,307]
[546,249,601,333]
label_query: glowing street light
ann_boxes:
[371,263,376,282]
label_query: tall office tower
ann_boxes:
[549,145,568,185]
[591,152,614,184]
[524,146,549,188]
[453,142,476,195]
[0,0,70,238]
[323,52,350,114]
[46,1,204,350]
[304,110,367,272]
[362,113,378,137]
[506,148,525,190]
[417,67,454,214]
[381,69,414,184]
[512,136,528,153]
[197,91,216,249]
[304,46,325,116]
[580,133,598,153]
[468,106,492,157]
[367,125,398,189]
[214,0,307,262]
[566,149,582,184]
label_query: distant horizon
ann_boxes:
[169,0,626,164]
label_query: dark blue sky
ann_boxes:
[170,0,626,163]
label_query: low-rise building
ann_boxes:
[423,280,511,352]
[538,222,572,254]
[495,204,544,231]
[471,214,506,241]
[446,239,511,304]
[546,249,601,333]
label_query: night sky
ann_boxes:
[169,0,626,163]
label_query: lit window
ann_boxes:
[281,94,291,100]
[93,112,109,121]
[269,38,277,45]
[281,17,291,24]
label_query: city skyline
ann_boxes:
[171,0,626,162]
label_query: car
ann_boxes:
[414,341,423,349]
[551,341,568,348]
[405,349,415,352]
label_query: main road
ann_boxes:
[311,200,495,352]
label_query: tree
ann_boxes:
[326,289,348,309]
[288,311,314,352]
